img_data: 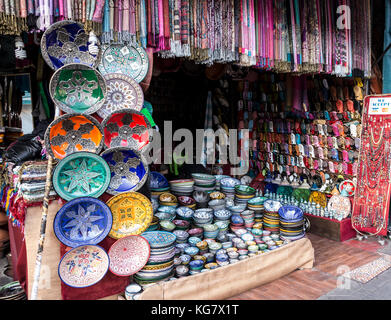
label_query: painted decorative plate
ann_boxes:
[41,20,100,70]
[278,205,303,221]
[45,113,104,160]
[98,44,149,83]
[58,245,109,288]
[150,171,169,189]
[327,194,352,219]
[97,73,144,119]
[53,152,111,201]
[49,63,106,114]
[309,191,327,208]
[108,235,150,276]
[101,147,149,195]
[141,231,177,249]
[102,109,152,152]
[338,180,356,197]
[264,200,282,213]
[107,192,153,239]
[53,197,113,248]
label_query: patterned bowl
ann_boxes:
[184,246,199,256]
[208,199,226,211]
[176,207,194,220]
[159,220,176,232]
[192,190,210,203]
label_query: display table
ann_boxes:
[10,202,314,300]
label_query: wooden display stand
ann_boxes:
[305,213,356,242]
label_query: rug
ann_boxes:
[343,255,391,283]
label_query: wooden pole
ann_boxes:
[30,155,54,300]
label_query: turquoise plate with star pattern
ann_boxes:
[53,197,113,247]
[53,152,111,201]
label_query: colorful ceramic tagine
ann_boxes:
[97,73,144,119]
[98,44,149,83]
[45,113,104,160]
[58,245,109,288]
[102,109,152,152]
[52,152,111,201]
[53,197,113,248]
[49,63,106,114]
[41,20,101,70]
[101,147,148,195]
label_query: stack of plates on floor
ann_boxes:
[0,281,26,300]
[220,177,240,197]
[278,205,305,241]
[134,231,176,285]
[150,172,170,199]
[234,185,255,206]
[169,179,195,196]
[247,196,267,222]
[263,200,282,234]
[191,173,216,193]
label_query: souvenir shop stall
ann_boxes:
[0,0,377,300]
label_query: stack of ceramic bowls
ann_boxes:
[263,200,282,234]
[191,173,216,193]
[159,193,178,208]
[220,177,240,197]
[175,206,194,221]
[172,219,190,231]
[234,185,256,206]
[135,231,176,286]
[228,204,247,216]
[208,199,226,211]
[173,230,190,244]
[155,206,176,221]
[193,208,214,228]
[230,214,245,232]
[189,260,204,274]
[202,224,219,239]
[150,172,170,199]
[278,205,305,241]
[215,175,230,190]
[240,210,255,228]
[214,209,232,221]
[169,179,195,196]
[192,190,210,208]
[177,196,196,209]
[159,220,176,232]
[215,220,230,238]
[209,191,226,201]
[247,196,267,222]
[251,225,263,244]
[188,227,203,238]
[146,216,159,231]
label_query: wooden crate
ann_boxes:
[305,213,356,242]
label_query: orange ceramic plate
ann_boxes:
[45,114,104,160]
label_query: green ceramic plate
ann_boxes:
[53,152,111,201]
[49,63,107,114]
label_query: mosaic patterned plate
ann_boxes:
[98,44,149,83]
[49,63,106,114]
[150,171,169,189]
[108,235,150,276]
[41,20,100,70]
[327,194,352,219]
[54,197,113,248]
[45,113,104,160]
[107,192,153,239]
[102,109,152,152]
[58,245,109,288]
[141,231,177,249]
[53,152,111,201]
[101,147,149,195]
[338,180,356,197]
[97,73,144,119]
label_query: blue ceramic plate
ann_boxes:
[101,147,148,195]
[54,197,113,247]
[150,171,169,189]
[41,21,100,70]
[141,231,177,249]
[278,205,303,220]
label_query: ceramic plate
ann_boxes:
[101,147,148,195]
[150,171,169,189]
[45,113,104,160]
[97,73,144,119]
[49,63,106,114]
[141,231,177,249]
[41,20,100,70]
[58,245,109,288]
[53,152,111,201]
[108,192,153,239]
[108,235,150,276]
[264,200,282,213]
[98,44,149,82]
[102,109,152,152]
[327,194,352,218]
[278,205,303,221]
[54,197,112,248]
[339,180,356,197]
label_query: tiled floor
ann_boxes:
[228,233,391,300]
